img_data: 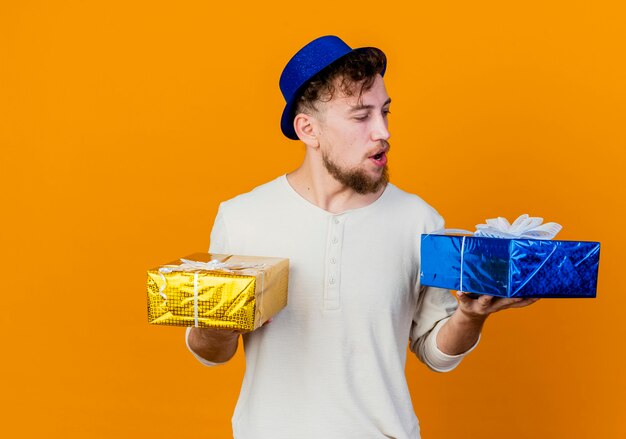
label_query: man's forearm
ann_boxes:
[188,327,240,363]
[436,291,539,355]
[435,308,486,355]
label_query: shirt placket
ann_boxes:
[324,214,345,310]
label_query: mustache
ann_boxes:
[366,140,391,159]
[370,140,390,156]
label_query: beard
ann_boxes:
[321,144,390,195]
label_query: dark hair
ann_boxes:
[294,47,386,116]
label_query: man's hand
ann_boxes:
[456,292,539,321]
[188,327,242,363]
[188,318,274,364]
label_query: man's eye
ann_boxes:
[383,109,391,116]
[354,115,369,121]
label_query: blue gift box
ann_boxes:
[419,234,600,298]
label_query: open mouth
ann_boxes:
[369,151,387,167]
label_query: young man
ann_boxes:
[186,35,537,438]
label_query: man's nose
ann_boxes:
[371,113,391,142]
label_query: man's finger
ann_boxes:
[505,298,540,309]
[477,294,495,308]
[487,297,539,312]
[457,291,479,304]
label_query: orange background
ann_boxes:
[1,1,625,437]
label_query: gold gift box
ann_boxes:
[147,253,289,331]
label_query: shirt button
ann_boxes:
[334,218,340,224]
[332,237,339,244]
[330,257,336,264]
[329,277,335,285]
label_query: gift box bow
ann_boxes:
[435,214,562,240]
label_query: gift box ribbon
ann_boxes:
[158,258,267,327]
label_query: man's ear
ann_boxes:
[294,112,320,148]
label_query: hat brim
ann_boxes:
[280,46,387,141]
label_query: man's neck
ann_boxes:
[286,163,386,214]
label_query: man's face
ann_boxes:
[315,74,391,194]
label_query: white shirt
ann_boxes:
[186,175,478,438]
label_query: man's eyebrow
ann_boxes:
[348,98,392,112]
